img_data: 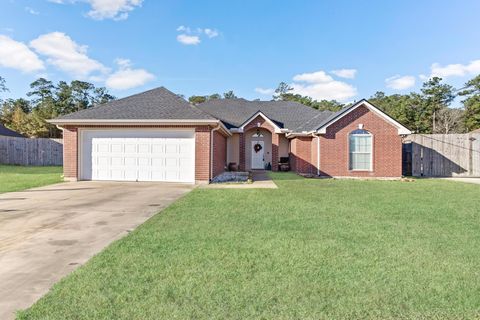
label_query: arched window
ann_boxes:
[349,129,372,170]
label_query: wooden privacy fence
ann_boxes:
[0,136,63,166]
[403,133,480,177]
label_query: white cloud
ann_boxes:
[30,32,107,78]
[204,28,219,38]
[385,75,416,90]
[429,60,480,79]
[255,87,274,95]
[290,70,357,101]
[0,35,44,72]
[49,0,143,20]
[331,69,357,79]
[25,7,40,15]
[105,58,154,90]
[87,0,143,20]
[293,70,333,83]
[177,34,201,45]
[176,26,219,44]
[176,25,191,33]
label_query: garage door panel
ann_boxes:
[111,157,122,166]
[165,158,177,167]
[152,144,163,153]
[138,157,150,166]
[152,158,163,166]
[124,144,136,153]
[165,144,177,154]
[82,130,195,183]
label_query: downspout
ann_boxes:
[210,123,222,181]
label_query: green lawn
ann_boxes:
[18,173,480,319]
[0,165,63,193]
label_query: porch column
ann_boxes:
[272,133,279,171]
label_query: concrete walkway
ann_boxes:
[0,181,194,320]
[442,177,480,185]
[204,171,278,189]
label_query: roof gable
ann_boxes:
[51,87,216,123]
[238,111,284,133]
[197,99,332,132]
[316,99,412,135]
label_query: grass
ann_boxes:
[0,165,63,193]
[17,173,480,319]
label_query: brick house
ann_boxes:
[49,87,411,184]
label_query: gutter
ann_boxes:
[47,118,232,137]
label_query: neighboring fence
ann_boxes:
[403,133,480,177]
[0,136,63,166]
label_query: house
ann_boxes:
[49,87,411,183]
[0,123,24,138]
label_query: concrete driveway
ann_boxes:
[0,181,194,319]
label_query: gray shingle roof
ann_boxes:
[55,87,215,120]
[0,123,24,137]
[196,99,334,131]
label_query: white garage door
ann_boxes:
[80,129,195,183]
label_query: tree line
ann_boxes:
[272,76,480,134]
[1,74,479,138]
[0,77,115,138]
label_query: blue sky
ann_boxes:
[1,0,479,106]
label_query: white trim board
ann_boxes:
[238,111,284,133]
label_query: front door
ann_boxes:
[251,140,265,169]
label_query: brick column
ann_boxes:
[195,126,211,182]
[239,133,246,171]
[272,133,279,171]
[63,126,78,181]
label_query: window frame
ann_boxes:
[348,129,373,171]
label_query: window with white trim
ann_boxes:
[349,129,372,170]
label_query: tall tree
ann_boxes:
[208,93,221,100]
[188,93,223,105]
[0,98,31,129]
[369,92,429,133]
[223,90,237,99]
[315,100,344,112]
[436,108,465,134]
[0,76,7,94]
[420,77,455,133]
[458,74,480,131]
[273,82,293,100]
[0,78,115,138]
[188,95,207,105]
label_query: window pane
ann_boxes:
[349,134,372,170]
[350,153,371,170]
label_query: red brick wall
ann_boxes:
[212,129,227,178]
[319,105,402,177]
[241,115,279,171]
[290,136,315,174]
[61,125,212,182]
[62,126,78,180]
[194,126,211,181]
